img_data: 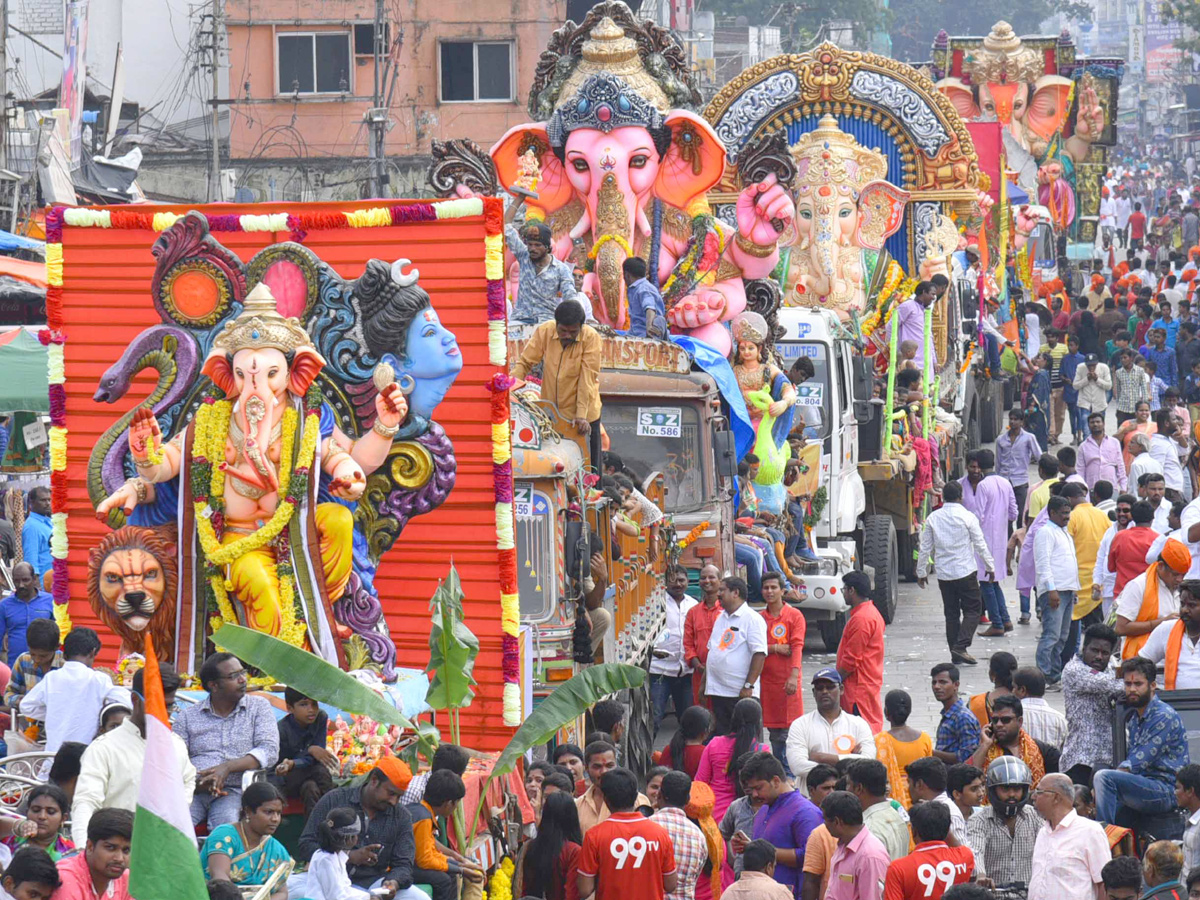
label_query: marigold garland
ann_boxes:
[677,520,709,551]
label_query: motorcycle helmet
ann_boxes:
[985,756,1032,818]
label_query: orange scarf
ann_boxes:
[1124,563,1165,659]
[1165,619,1195,690]
[686,782,724,900]
[984,732,1046,797]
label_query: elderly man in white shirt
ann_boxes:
[917,479,994,667]
[1128,433,1164,489]
[71,662,196,845]
[705,575,768,735]
[1029,773,1110,900]
[649,565,698,733]
[786,668,876,795]
[1034,496,1080,686]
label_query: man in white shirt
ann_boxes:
[1179,494,1200,579]
[649,565,697,734]
[1139,579,1200,689]
[705,575,767,735]
[1139,472,1173,534]
[1100,191,1117,247]
[1114,538,1189,658]
[1149,412,1185,493]
[1029,773,1110,900]
[917,480,994,667]
[1128,433,1164,494]
[1092,494,1134,619]
[785,668,876,794]
[1012,666,1069,747]
[1034,496,1080,686]
[20,627,130,767]
[1116,191,1133,247]
[71,662,196,845]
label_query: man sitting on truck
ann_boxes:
[512,300,603,471]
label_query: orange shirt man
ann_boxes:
[683,565,723,704]
[836,571,885,733]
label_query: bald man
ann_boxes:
[0,561,53,664]
[1029,774,1110,900]
[684,565,723,704]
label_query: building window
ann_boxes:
[439,41,513,103]
[277,32,351,95]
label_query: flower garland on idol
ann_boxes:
[189,385,320,649]
[47,197,520,721]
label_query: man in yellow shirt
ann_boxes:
[513,299,603,469]
[1026,454,1061,525]
[1063,481,1112,674]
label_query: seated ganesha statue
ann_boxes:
[97,284,409,664]
[784,116,909,319]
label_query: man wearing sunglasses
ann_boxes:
[968,695,1046,786]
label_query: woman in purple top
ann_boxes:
[695,698,770,821]
[741,751,823,898]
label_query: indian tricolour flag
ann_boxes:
[129,633,209,900]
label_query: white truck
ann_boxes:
[773,305,969,647]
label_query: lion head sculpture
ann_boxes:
[86,526,177,659]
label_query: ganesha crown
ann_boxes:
[547,73,662,145]
[790,115,887,193]
[211,283,313,355]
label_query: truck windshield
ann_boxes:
[774,341,832,440]
[1031,223,1056,267]
[601,401,707,512]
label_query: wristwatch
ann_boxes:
[743,681,754,690]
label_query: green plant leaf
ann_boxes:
[493,663,645,778]
[212,624,436,752]
[425,563,480,711]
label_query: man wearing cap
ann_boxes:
[504,199,586,325]
[785,668,875,796]
[1115,537,1191,660]
[299,759,426,898]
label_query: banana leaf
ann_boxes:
[425,563,479,711]
[212,624,438,755]
[492,663,644,778]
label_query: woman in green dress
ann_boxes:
[201,782,291,899]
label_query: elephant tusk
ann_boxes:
[569,209,592,241]
[390,258,420,287]
[636,205,651,238]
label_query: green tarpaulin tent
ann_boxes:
[0,329,48,414]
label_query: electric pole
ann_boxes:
[207,0,222,201]
[1,0,8,170]
[367,0,386,198]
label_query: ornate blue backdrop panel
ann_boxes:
[785,114,910,270]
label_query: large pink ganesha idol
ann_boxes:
[490,4,792,354]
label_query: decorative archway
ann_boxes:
[704,43,982,274]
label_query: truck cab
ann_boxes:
[771,307,871,647]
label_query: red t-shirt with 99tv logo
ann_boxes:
[578,812,677,900]
[884,841,975,900]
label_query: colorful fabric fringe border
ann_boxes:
[47,198,520,725]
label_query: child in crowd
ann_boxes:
[409,770,484,898]
[722,839,793,899]
[20,628,129,771]
[4,618,63,747]
[294,806,368,900]
[99,703,130,736]
[275,687,334,814]
[899,340,919,370]
[1142,358,1167,408]
[0,846,61,900]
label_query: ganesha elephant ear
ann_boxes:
[200,350,236,398]
[937,78,981,120]
[491,124,573,213]
[656,111,725,211]
[855,181,911,251]
[288,347,326,397]
[1026,75,1074,142]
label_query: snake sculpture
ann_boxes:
[88,325,200,528]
